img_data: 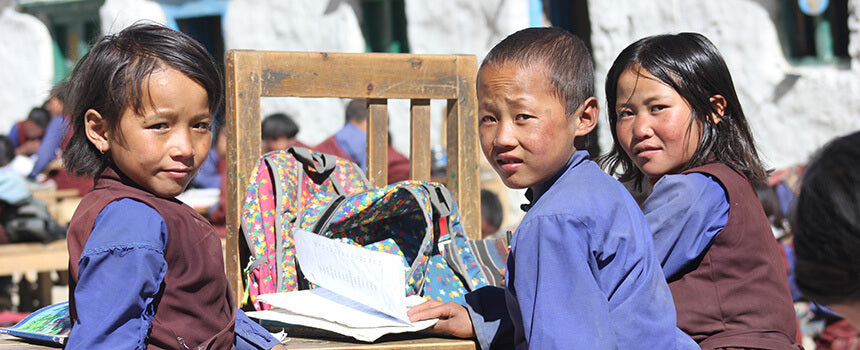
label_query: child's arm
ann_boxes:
[408,286,514,349]
[27,115,64,179]
[510,213,684,348]
[234,309,284,349]
[66,199,167,349]
[407,299,476,338]
[642,173,729,279]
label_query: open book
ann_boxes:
[246,229,437,342]
[0,301,70,346]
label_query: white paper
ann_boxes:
[292,228,409,323]
[251,229,439,342]
[175,187,220,209]
[247,295,437,342]
[258,289,406,328]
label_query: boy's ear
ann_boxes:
[709,94,727,124]
[574,97,599,136]
[84,109,110,153]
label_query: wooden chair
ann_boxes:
[224,51,481,309]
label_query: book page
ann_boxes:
[292,228,409,323]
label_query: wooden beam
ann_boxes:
[409,99,432,181]
[225,50,262,305]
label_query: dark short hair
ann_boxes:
[480,189,503,229]
[48,79,70,104]
[755,183,787,234]
[600,33,767,189]
[63,22,223,177]
[345,99,368,124]
[26,107,51,129]
[261,113,300,139]
[0,135,13,167]
[792,130,860,306]
[479,27,594,115]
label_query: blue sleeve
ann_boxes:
[66,199,167,350]
[28,115,66,178]
[465,286,514,350]
[234,309,281,349]
[190,148,220,189]
[508,214,687,349]
[643,173,729,280]
[8,123,19,147]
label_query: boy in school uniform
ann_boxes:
[408,27,695,349]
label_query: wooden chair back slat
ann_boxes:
[224,50,480,305]
[409,99,432,181]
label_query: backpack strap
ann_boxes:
[289,146,347,195]
[421,183,455,255]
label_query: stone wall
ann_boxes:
[0,0,857,226]
[589,0,860,170]
[0,6,53,129]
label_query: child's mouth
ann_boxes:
[164,168,191,179]
[496,157,522,172]
[634,146,660,158]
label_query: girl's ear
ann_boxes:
[84,109,110,153]
[574,97,599,136]
[709,94,727,124]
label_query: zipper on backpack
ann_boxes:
[309,195,346,234]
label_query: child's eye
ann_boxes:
[617,110,633,118]
[194,122,212,131]
[148,123,168,130]
[480,115,497,124]
[515,114,534,121]
[651,105,668,113]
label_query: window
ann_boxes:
[158,0,227,72]
[780,0,850,66]
[18,0,104,83]
[360,0,409,53]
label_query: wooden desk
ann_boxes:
[0,333,475,349]
[281,337,476,349]
[0,240,68,276]
[0,240,68,309]
[0,334,61,349]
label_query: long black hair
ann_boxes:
[600,32,767,187]
[792,131,860,306]
[63,22,222,177]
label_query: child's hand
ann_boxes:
[269,344,286,350]
[407,299,476,339]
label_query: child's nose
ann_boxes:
[169,131,195,158]
[630,114,654,139]
[493,121,517,148]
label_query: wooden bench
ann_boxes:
[32,188,81,227]
[225,50,481,348]
[0,240,67,311]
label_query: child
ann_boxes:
[29,81,70,180]
[314,99,410,184]
[479,189,503,239]
[601,32,800,348]
[61,23,283,349]
[261,112,307,152]
[792,130,860,331]
[409,27,695,349]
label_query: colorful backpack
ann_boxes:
[295,180,490,304]
[241,147,370,310]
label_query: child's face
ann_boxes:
[614,67,701,179]
[263,136,290,153]
[106,67,212,198]
[478,63,585,190]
